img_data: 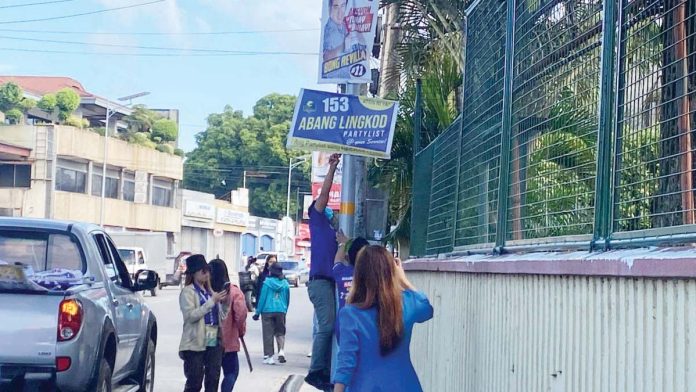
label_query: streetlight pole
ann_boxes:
[100,92,150,228]
[100,107,114,227]
[286,155,310,217]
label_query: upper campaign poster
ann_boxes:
[318,0,379,84]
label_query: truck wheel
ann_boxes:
[96,358,113,392]
[244,291,254,312]
[135,338,156,392]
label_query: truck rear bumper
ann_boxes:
[0,364,56,390]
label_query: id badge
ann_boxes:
[205,325,218,347]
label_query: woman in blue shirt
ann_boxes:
[333,246,434,392]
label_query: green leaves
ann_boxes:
[184,94,308,219]
[55,88,80,121]
[0,82,23,112]
[152,119,178,142]
[38,93,57,112]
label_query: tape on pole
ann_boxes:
[340,202,355,215]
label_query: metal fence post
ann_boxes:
[494,0,517,252]
[410,79,424,255]
[592,0,618,251]
[609,0,627,249]
[450,17,468,250]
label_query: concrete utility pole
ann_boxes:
[378,3,401,97]
[339,83,363,238]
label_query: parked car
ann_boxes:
[117,246,160,296]
[256,251,289,267]
[277,260,307,287]
[0,218,158,392]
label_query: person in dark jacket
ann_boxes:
[253,263,290,365]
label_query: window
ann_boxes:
[0,164,31,188]
[92,165,120,199]
[152,178,173,207]
[56,160,87,193]
[94,233,131,287]
[0,230,85,273]
[91,175,119,198]
[56,168,86,193]
[123,171,135,202]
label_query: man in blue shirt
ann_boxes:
[305,153,341,390]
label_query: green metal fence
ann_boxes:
[411,0,696,256]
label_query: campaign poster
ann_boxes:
[318,0,379,83]
[287,89,398,159]
[312,182,342,212]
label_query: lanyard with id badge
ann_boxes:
[194,284,219,347]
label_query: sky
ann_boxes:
[0,0,336,152]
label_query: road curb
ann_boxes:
[278,374,305,392]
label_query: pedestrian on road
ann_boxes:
[256,255,277,304]
[209,258,248,392]
[245,256,260,281]
[305,153,341,391]
[333,246,434,392]
[253,263,290,365]
[179,254,228,392]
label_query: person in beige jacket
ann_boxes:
[179,255,228,392]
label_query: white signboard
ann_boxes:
[184,200,215,220]
[312,151,343,184]
[259,218,278,231]
[217,209,249,226]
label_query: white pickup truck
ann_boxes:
[0,218,158,392]
[117,246,159,296]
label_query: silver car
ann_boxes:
[0,218,158,392]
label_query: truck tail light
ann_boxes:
[56,356,72,372]
[57,299,83,341]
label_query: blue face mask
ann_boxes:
[324,207,334,221]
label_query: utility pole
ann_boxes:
[339,84,366,238]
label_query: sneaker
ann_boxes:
[277,350,286,363]
[307,352,312,358]
[263,356,276,365]
[304,371,325,390]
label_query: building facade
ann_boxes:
[0,124,182,248]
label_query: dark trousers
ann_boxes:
[308,279,335,375]
[182,346,223,392]
[221,352,240,392]
[261,312,286,357]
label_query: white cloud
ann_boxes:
[201,0,324,86]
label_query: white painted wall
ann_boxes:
[407,271,696,392]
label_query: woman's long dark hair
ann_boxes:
[209,259,230,292]
[348,245,404,355]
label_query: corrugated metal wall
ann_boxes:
[407,271,696,392]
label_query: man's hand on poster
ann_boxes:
[329,154,341,169]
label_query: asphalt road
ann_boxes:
[144,284,314,392]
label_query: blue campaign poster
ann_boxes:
[287,89,398,159]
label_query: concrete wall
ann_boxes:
[406,266,696,392]
[54,191,180,232]
[0,125,53,218]
[57,126,183,180]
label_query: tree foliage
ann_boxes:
[55,88,80,121]
[125,105,162,133]
[152,119,178,142]
[184,93,309,219]
[38,93,57,112]
[0,82,23,112]
[4,108,23,124]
